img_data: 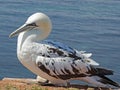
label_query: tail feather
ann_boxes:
[96,67,113,75]
[89,66,114,76]
[80,76,120,88]
[90,67,120,87]
[98,76,120,88]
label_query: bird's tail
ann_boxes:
[80,75,120,88]
[98,75,120,87]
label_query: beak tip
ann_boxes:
[9,23,33,38]
[9,33,15,38]
[9,34,11,38]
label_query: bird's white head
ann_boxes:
[9,12,52,39]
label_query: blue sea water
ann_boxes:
[0,0,120,84]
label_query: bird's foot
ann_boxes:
[38,80,55,86]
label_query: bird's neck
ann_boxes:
[17,28,51,53]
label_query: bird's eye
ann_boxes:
[27,23,37,26]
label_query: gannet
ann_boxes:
[9,12,120,87]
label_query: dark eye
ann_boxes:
[27,23,37,26]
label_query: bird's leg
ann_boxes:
[40,80,55,86]
[36,75,48,83]
[36,76,55,86]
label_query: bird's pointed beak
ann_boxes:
[9,23,36,38]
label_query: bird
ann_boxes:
[9,12,120,87]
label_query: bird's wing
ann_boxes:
[40,40,99,65]
[32,41,112,80]
[36,56,91,80]
[76,51,99,66]
[36,40,81,59]
[36,56,113,80]
[42,40,76,54]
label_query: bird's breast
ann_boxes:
[17,45,37,63]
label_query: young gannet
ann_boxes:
[9,12,120,87]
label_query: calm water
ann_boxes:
[0,0,120,83]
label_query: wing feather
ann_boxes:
[30,40,100,80]
[43,40,99,65]
[36,56,113,80]
[36,56,91,80]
